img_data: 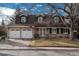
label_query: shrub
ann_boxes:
[0,31,6,36]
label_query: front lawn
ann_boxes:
[29,39,79,47]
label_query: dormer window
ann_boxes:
[21,17,26,24]
[38,17,43,23]
[65,18,70,24]
[53,17,59,23]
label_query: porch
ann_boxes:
[35,27,70,38]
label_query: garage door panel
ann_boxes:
[8,28,33,39]
[9,31,20,38]
[21,31,33,38]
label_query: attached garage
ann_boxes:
[8,27,33,39]
[21,31,33,38]
[9,31,20,38]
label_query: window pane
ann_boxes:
[21,17,26,23]
[49,28,52,34]
[61,28,63,34]
[38,17,43,23]
[57,28,59,34]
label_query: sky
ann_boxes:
[0,3,65,15]
[0,3,65,25]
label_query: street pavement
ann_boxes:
[0,49,79,56]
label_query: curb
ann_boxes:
[0,47,79,50]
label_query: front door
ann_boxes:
[39,28,46,37]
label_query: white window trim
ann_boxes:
[21,17,26,23]
[38,17,43,23]
[53,17,59,23]
[64,28,68,34]
[52,28,56,34]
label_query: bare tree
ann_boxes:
[47,3,79,40]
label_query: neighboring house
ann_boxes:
[6,13,71,39]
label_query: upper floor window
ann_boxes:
[21,17,26,24]
[64,18,70,24]
[38,17,43,23]
[53,17,59,23]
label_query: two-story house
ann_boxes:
[6,13,71,39]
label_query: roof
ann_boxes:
[7,14,70,27]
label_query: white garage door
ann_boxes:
[21,31,33,38]
[9,31,20,38]
[8,28,33,39]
